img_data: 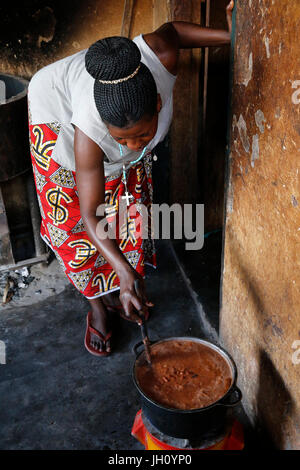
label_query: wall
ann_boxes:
[167,0,201,206]
[220,0,300,449]
[0,0,152,79]
[200,0,230,231]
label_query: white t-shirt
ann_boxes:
[28,35,177,176]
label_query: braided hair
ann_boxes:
[85,36,158,128]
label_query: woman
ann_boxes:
[28,2,234,356]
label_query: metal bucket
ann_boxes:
[0,73,30,182]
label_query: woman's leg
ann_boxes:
[28,123,119,355]
[88,297,111,353]
[102,291,122,309]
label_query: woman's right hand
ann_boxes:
[118,267,153,325]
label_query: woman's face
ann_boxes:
[108,113,158,152]
[107,94,162,152]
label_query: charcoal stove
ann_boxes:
[131,410,244,450]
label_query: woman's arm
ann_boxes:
[74,126,151,323]
[144,0,234,75]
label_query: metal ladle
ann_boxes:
[134,279,152,365]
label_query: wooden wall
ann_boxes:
[200,0,230,231]
[168,0,202,206]
[220,0,300,449]
[0,1,153,78]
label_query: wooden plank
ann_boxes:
[201,0,230,231]
[169,0,202,205]
[152,0,171,29]
[121,0,135,37]
[0,185,14,266]
[202,0,210,137]
[26,173,46,256]
[0,253,49,273]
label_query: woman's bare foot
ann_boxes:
[88,297,111,353]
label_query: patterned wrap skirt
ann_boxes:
[29,122,156,299]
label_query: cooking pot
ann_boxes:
[132,336,242,439]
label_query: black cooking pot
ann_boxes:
[132,337,242,439]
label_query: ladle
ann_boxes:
[134,279,152,365]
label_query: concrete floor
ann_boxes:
[0,240,258,450]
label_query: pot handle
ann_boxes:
[133,341,145,358]
[217,385,242,407]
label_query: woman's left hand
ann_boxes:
[226,0,234,34]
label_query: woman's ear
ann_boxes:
[157,94,162,113]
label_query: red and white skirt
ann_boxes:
[29,122,156,299]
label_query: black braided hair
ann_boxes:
[85,36,158,128]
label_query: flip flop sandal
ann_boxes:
[84,311,112,357]
[105,304,150,322]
